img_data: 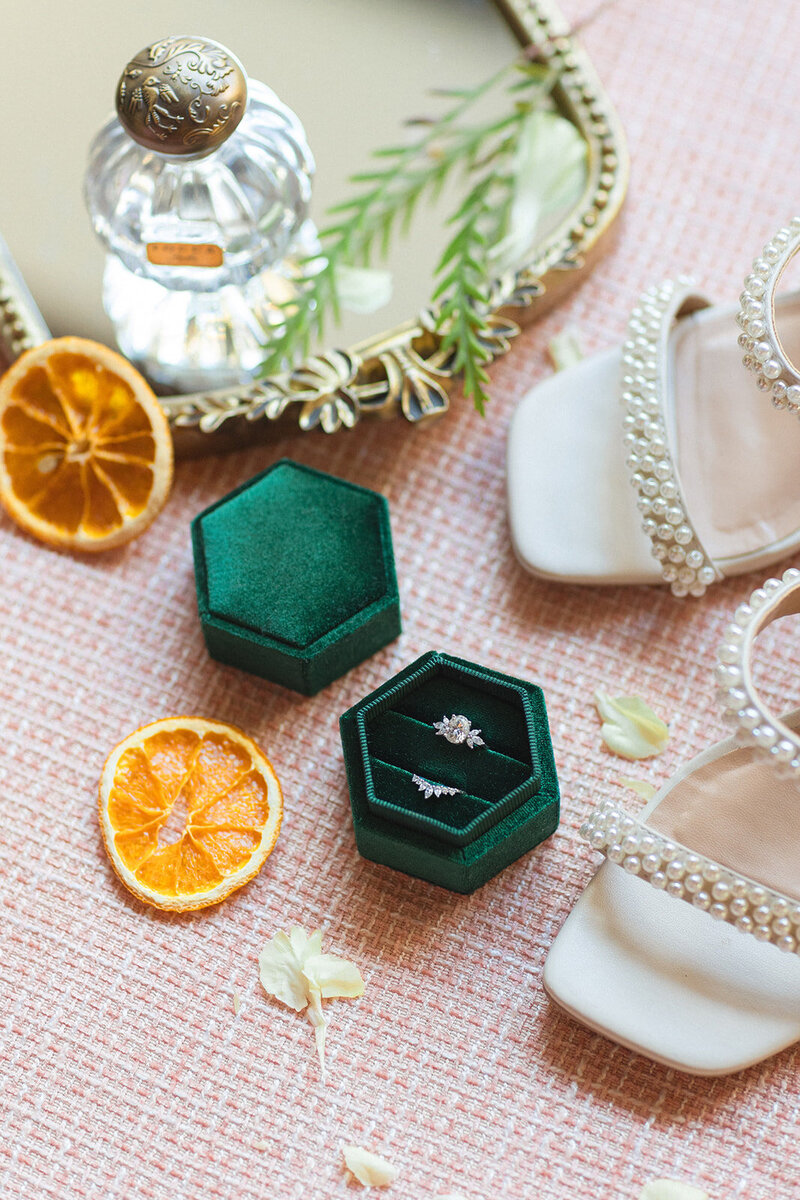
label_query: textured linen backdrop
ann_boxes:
[3,2,800,1197]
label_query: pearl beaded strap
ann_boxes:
[581,800,800,956]
[738,218,800,412]
[715,567,800,772]
[581,567,800,957]
[622,280,723,598]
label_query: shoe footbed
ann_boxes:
[674,296,800,562]
[506,298,800,583]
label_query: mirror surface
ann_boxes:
[1,0,526,360]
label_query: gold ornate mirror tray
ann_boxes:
[0,0,627,457]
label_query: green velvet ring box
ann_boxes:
[339,651,559,892]
[192,459,401,695]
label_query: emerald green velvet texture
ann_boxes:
[359,660,541,844]
[192,460,401,695]
[340,651,560,893]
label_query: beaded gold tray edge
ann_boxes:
[0,0,628,458]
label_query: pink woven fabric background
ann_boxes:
[4,2,800,1196]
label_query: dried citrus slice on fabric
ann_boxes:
[99,717,283,911]
[0,336,173,551]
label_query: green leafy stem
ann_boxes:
[260,57,562,414]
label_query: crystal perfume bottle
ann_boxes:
[85,35,315,392]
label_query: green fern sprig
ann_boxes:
[431,122,523,414]
[260,59,561,410]
[432,178,496,415]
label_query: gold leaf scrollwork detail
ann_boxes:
[288,351,362,433]
[163,350,362,435]
[418,307,521,369]
[473,313,521,359]
[377,348,452,424]
[160,311,523,435]
[168,389,264,434]
[487,270,544,310]
[550,246,585,272]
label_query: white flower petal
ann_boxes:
[304,952,365,999]
[342,1146,398,1188]
[258,926,364,1076]
[594,689,669,760]
[289,925,323,961]
[619,777,657,801]
[490,109,587,273]
[305,984,328,1076]
[258,930,309,1012]
[336,265,394,314]
[638,1181,709,1200]
[547,327,583,372]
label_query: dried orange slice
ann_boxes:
[99,717,283,911]
[0,336,173,551]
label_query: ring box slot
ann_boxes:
[340,651,560,890]
[368,758,491,835]
[387,671,533,763]
[365,710,532,804]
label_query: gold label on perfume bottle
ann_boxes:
[146,243,224,268]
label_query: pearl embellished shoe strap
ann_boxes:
[581,568,800,959]
[581,799,800,956]
[622,280,723,598]
[739,218,800,411]
[716,567,800,770]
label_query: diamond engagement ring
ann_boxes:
[412,774,461,800]
[433,714,485,748]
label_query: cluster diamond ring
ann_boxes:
[433,714,485,749]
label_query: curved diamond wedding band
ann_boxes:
[412,774,461,800]
[433,714,485,748]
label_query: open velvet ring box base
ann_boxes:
[340,651,560,892]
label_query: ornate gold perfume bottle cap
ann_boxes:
[116,35,248,157]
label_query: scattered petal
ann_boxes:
[258,928,315,1012]
[232,989,241,1015]
[253,1140,270,1152]
[258,925,364,1077]
[548,327,583,372]
[305,982,328,1075]
[489,109,588,273]
[594,689,669,760]
[343,1145,398,1188]
[619,778,657,802]
[306,952,365,1000]
[336,265,393,314]
[638,1182,710,1200]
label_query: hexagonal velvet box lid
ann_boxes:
[192,460,401,695]
[339,651,559,892]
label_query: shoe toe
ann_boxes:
[543,861,800,1075]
